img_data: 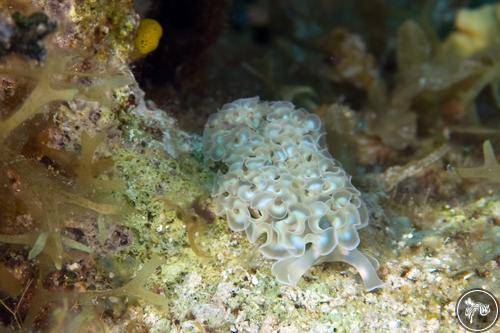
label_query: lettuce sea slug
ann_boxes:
[203,97,384,291]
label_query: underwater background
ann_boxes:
[0,0,499,332]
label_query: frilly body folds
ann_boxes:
[203,97,384,291]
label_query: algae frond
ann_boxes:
[457,140,500,182]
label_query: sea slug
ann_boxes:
[203,97,384,291]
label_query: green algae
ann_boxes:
[457,140,500,182]
[115,147,210,211]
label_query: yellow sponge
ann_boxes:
[135,18,163,56]
[442,3,500,57]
